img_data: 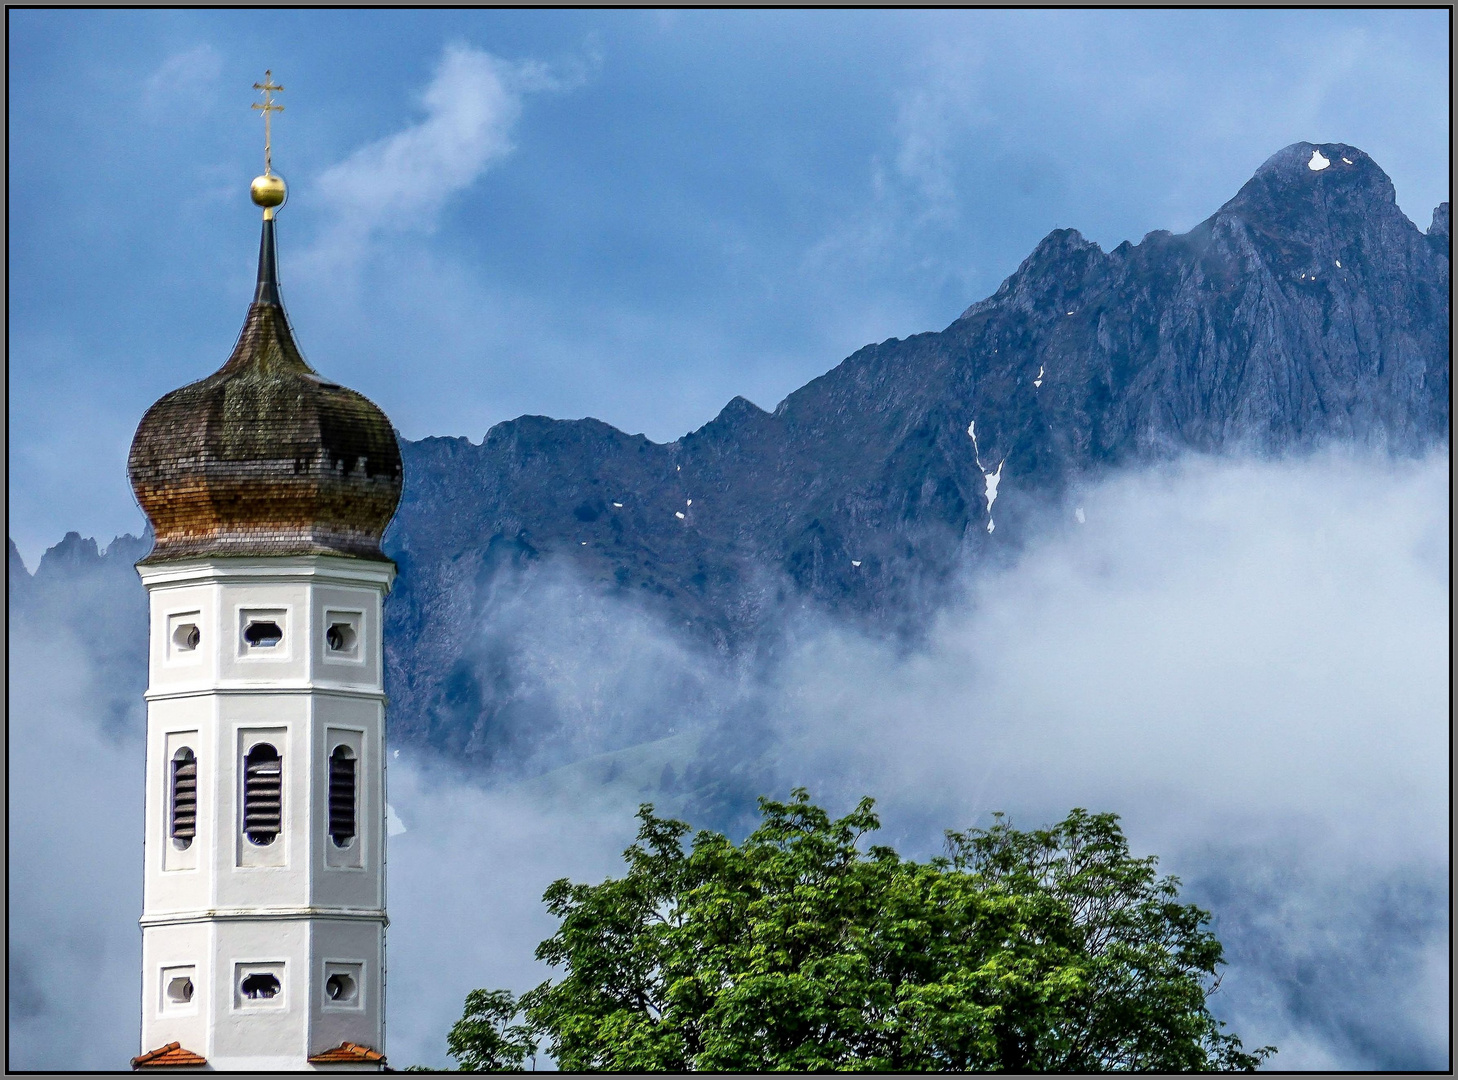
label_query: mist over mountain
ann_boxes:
[382,142,1448,763]
[11,143,1447,776]
[7,141,1449,1071]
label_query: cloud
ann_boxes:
[7,558,148,1069]
[381,446,1448,1068]
[7,448,1447,1070]
[746,447,1449,1068]
[310,44,581,268]
[144,44,222,113]
[383,763,642,1068]
[773,449,1447,839]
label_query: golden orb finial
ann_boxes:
[250,70,286,218]
[251,173,288,215]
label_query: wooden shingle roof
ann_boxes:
[128,218,402,565]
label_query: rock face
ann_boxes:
[381,143,1449,752]
[10,144,1448,763]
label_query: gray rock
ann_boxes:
[12,144,1447,765]
[381,143,1449,755]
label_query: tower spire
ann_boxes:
[254,217,282,307]
[129,69,398,1072]
[249,71,288,221]
[249,71,288,304]
[252,70,284,177]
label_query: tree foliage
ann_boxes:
[446,989,537,1072]
[447,791,1272,1071]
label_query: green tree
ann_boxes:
[447,791,1273,1072]
[446,989,536,1072]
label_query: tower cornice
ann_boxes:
[137,554,397,590]
[141,907,388,927]
[144,685,389,703]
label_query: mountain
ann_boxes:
[7,141,1447,1074]
[8,533,152,740]
[380,143,1449,755]
[9,143,1448,765]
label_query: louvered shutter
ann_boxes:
[244,745,282,844]
[329,748,356,845]
[171,751,197,843]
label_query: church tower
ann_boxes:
[128,74,401,1072]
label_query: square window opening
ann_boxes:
[160,965,198,1013]
[165,612,204,663]
[322,962,365,1010]
[323,610,364,662]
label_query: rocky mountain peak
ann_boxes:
[37,531,102,572]
[696,395,771,435]
[959,227,1106,322]
[9,537,31,588]
[1429,202,1449,240]
[1219,142,1404,231]
[27,142,1438,764]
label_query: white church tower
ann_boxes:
[127,74,401,1072]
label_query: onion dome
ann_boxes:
[128,185,402,565]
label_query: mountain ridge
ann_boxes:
[380,143,1448,755]
[10,142,1449,765]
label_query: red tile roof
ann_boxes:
[132,1042,207,1068]
[308,1041,388,1065]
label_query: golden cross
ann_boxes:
[251,71,285,174]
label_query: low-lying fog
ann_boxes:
[8,447,1448,1070]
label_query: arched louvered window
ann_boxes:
[243,744,282,845]
[329,746,356,847]
[171,748,197,847]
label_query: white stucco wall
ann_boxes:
[138,556,392,1070]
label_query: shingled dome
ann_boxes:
[129,218,402,564]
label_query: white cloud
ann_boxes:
[144,44,222,112]
[890,35,993,227]
[7,614,146,1069]
[777,450,1447,839]
[310,44,578,267]
[379,447,1448,1069]
[756,448,1448,1067]
[384,765,640,1068]
[7,447,1447,1070]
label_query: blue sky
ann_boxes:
[7,9,1450,567]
